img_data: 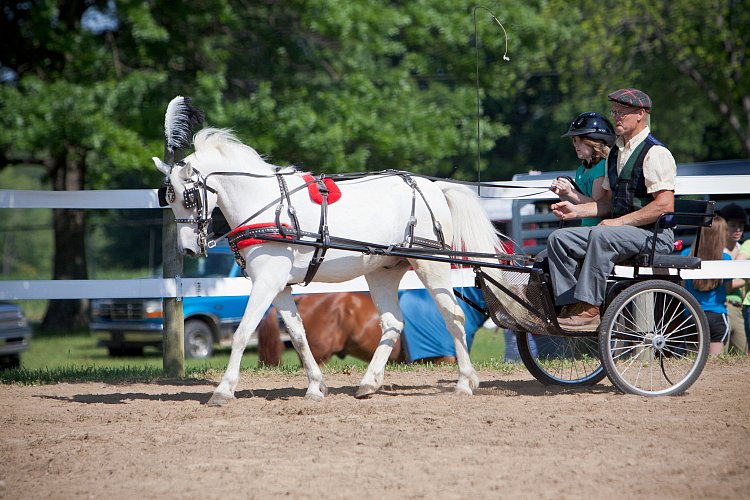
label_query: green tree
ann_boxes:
[638,0,749,158]
[205,1,520,178]
[0,0,202,329]
[537,0,748,165]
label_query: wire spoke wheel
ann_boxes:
[517,331,605,386]
[599,280,709,396]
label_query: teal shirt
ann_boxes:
[575,159,606,226]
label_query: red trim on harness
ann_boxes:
[302,174,342,205]
[228,223,294,249]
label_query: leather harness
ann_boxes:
[225,170,448,286]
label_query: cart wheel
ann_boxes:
[517,331,605,386]
[598,280,709,396]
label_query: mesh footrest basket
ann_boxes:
[477,267,557,336]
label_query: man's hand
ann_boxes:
[551,201,578,220]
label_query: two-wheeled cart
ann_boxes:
[479,198,715,396]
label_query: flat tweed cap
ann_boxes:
[607,88,652,110]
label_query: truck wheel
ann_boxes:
[107,346,126,357]
[185,319,214,359]
[107,346,144,357]
[0,354,20,370]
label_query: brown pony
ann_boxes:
[258,292,464,365]
[257,292,406,365]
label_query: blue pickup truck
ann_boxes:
[90,243,259,359]
[0,302,33,369]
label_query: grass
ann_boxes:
[1,326,517,385]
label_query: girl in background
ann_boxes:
[681,216,733,355]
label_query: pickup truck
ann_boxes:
[0,302,33,369]
[90,243,263,359]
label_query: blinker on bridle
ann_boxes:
[158,179,176,207]
[157,161,218,254]
[158,160,183,208]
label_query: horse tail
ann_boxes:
[434,182,507,256]
[435,181,528,320]
[257,307,284,366]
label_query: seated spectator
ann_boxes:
[681,216,733,355]
[740,238,750,354]
[719,203,749,354]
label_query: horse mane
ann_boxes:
[192,128,296,174]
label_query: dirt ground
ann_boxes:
[2,359,750,500]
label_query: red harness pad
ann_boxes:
[302,174,342,205]
[228,223,294,249]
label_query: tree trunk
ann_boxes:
[40,151,88,331]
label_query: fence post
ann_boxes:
[162,209,184,377]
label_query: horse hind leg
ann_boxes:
[273,288,328,401]
[256,306,284,366]
[355,266,408,398]
[411,260,479,395]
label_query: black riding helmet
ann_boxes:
[561,112,616,146]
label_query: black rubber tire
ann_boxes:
[185,319,214,359]
[517,331,606,386]
[107,346,144,357]
[0,354,21,370]
[598,280,709,396]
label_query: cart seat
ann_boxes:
[629,198,715,270]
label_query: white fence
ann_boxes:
[2,174,750,301]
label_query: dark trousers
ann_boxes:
[547,225,673,306]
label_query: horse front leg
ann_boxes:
[356,267,407,398]
[273,288,328,401]
[207,277,285,407]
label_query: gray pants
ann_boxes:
[547,225,673,307]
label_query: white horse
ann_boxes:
[154,127,511,406]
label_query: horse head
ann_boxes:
[154,156,218,256]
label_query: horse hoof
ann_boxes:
[454,382,474,396]
[305,390,325,402]
[468,373,480,391]
[320,381,329,397]
[207,392,234,407]
[355,384,377,399]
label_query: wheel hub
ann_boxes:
[651,334,666,351]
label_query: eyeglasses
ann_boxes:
[728,222,745,230]
[610,108,640,118]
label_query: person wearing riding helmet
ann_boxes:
[550,112,616,226]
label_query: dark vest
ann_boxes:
[607,134,664,222]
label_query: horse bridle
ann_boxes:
[158,162,217,254]
[157,166,472,276]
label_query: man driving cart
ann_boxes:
[547,88,677,331]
